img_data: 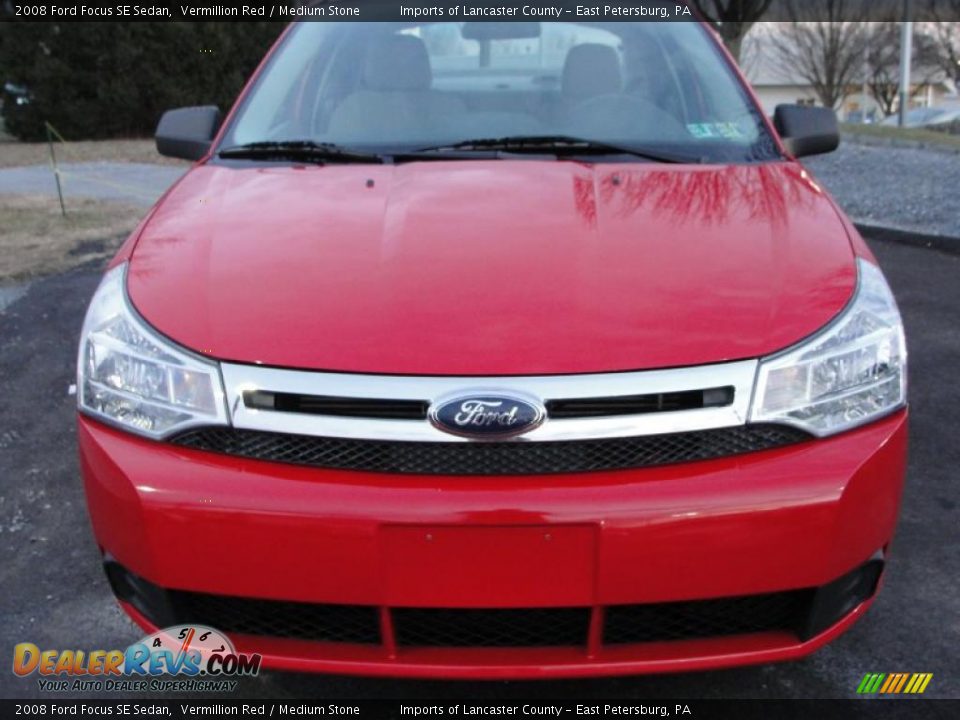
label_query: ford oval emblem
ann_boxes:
[429,393,546,439]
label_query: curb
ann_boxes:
[856,223,960,257]
[841,132,960,156]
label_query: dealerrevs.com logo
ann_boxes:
[13,625,261,693]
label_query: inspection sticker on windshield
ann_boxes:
[687,123,746,140]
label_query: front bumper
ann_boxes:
[78,410,907,678]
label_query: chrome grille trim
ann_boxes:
[220,360,758,443]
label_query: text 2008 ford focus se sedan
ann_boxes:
[76,18,907,678]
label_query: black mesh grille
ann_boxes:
[110,559,880,653]
[114,564,825,650]
[603,591,812,645]
[156,590,808,648]
[393,608,591,647]
[171,592,382,645]
[170,424,810,475]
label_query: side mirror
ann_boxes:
[774,105,840,158]
[155,106,221,161]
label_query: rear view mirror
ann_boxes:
[155,106,221,161]
[462,22,541,41]
[774,105,840,158]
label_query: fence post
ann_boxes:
[45,121,66,217]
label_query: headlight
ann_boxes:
[750,258,906,437]
[77,264,228,439]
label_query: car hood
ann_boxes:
[128,160,855,375]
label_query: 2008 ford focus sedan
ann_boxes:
[76,18,908,678]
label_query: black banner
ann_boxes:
[3,0,960,22]
[1,700,959,720]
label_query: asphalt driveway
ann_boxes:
[0,234,956,701]
[0,162,185,206]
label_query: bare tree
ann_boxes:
[770,0,870,109]
[865,23,906,116]
[689,0,775,61]
[863,21,946,117]
[924,0,960,84]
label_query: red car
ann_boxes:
[77,19,907,679]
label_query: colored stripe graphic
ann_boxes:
[857,673,885,693]
[858,673,933,694]
[879,674,897,693]
[893,673,909,693]
[914,674,933,694]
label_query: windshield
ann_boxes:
[223,21,780,164]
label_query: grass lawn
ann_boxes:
[0,194,145,281]
[840,122,960,150]
[0,138,188,168]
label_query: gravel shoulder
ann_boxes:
[805,143,960,239]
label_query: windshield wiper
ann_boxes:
[218,140,384,164]
[406,135,703,164]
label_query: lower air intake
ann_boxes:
[393,607,591,648]
[106,562,834,651]
[603,591,813,645]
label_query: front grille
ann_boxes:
[171,424,811,475]
[243,387,733,421]
[546,386,734,418]
[393,608,591,647]
[604,592,812,645]
[244,390,428,420]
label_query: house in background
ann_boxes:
[739,26,956,122]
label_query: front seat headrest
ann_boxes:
[562,43,623,101]
[365,34,432,92]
